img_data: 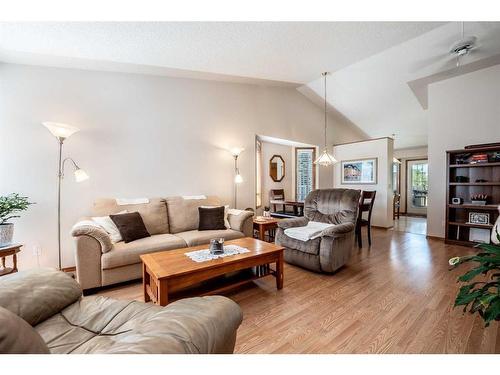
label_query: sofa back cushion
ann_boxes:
[166,196,222,234]
[93,198,169,235]
[0,268,82,326]
[304,189,361,225]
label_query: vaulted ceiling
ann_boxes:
[2,21,499,149]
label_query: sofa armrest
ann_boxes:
[321,222,355,238]
[277,217,308,229]
[228,210,254,236]
[71,219,113,253]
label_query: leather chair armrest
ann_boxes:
[228,210,254,236]
[277,217,308,229]
[321,222,355,238]
[71,219,113,253]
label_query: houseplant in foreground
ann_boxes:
[449,227,500,326]
[0,193,34,246]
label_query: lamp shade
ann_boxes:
[42,122,80,139]
[74,168,89,182]
[230,147,244,157]
[234,173,243,184]
[314,148,337,167]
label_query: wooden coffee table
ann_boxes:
[140,237,284,306]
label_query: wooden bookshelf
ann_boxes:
[445,144,500,247]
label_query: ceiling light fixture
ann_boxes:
[314,72,337,167]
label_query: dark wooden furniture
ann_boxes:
[0,243,22,276]
[269,190,304,218]
[445,144,500,247]
[393,193,401,220]
[140,237,284,306]
[253,217,279,242]
[356,191,377,248]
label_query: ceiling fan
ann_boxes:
[411,22,479,72]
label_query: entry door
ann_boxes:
[406,159,428,216]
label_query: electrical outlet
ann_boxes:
[32,245,42,256]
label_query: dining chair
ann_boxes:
[356,190,376,248]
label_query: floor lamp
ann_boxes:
[230,148,244,209]
[42,122,89,270]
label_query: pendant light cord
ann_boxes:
[323,72,327,149]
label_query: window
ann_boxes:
[295,147,316,202]
[255,139,262,208]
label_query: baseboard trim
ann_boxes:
[426,235,444,241]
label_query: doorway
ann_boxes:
[406,159,428,216]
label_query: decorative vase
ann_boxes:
[0,223,14,247]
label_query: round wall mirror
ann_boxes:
[269,155,285,182]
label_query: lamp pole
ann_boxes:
[57,137,64,270]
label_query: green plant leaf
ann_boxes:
[458,265,490,282]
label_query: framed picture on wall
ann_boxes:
[341,158,378,184]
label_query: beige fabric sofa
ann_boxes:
[0,268,242,354]
[72,196,254,291]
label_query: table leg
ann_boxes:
[157,279,169,306]
[142,263,151,303]
[1,257,5,268]
[276,251,284,290]
[12,254,17,273]
[258,225,266,241]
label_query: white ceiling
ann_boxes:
[2,21,500,149]
[0,22,443,84]
[303,22,500,148]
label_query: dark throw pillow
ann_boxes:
[110,212,150,243]
[198,206,226,231]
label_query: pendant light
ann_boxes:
[314,72,337,166]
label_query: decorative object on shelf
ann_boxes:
[451,197,463,205]
[492,207,500,244]
[314,72,337,167]
[470,194,488,205]
[475,179,488,183]
[269,154,285,182]
[42,122,89,270]
[449,229,500,326]
[470,153,489,164]
[468,212,490,225]
[209,238,224,255]
[229,147,244,208]
[341,158,377,184]
[455,176,469,182]
[454,153,471,164]
[491,151,500,162]
[0,194,34,247]
[469,228,491,244]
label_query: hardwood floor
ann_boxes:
[97,229,500,353]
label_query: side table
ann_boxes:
[253,217,279,242]
[0,243,22,276]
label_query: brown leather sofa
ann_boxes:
[72,196,254,291]
[0,268,243,354]
[275,189,360,273]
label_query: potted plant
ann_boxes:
[0,193,34,247]
[449,227,500,326]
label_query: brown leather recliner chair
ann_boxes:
[275,189,360,273]
[0,268,242,354]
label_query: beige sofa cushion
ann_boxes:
[93,198,169,235]
[102,234,186,269]
[166,196,221,234]
[175,229,243,247]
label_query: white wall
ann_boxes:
[261,142,293,209]
[0,63,365,269]
[333,138,394,228]
[427,64,500,237]
[394,146,428,213]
